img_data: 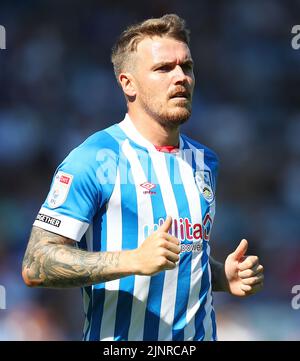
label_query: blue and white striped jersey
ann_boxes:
[33,114,219,341]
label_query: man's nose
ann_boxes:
[173,65,187,83]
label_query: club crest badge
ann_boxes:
[194,170,215,203]
[47,171,73,209]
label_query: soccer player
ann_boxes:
[22,14,264,341]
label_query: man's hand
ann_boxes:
[224,239,264,297]
[23,218,181,288]
[131,216,181,276]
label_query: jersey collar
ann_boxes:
[118,114,183,153]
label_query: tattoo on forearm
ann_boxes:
[22,227,123,288]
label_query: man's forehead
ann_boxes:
[136,36,192,64]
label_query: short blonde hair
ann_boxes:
[111,14,190,81]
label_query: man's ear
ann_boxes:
[119,73,137,98]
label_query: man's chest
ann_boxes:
[107,153,216,244]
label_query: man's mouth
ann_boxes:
[169,90,190,100]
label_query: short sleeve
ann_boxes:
[33,146,101,241]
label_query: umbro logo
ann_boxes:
[140,182,156,195]
[140,182,156,190]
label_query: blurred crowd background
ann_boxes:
[0,0,300,340]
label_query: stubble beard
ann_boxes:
[140,95,192,130]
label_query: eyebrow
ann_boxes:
[152,59,194,70]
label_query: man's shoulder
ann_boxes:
[181,134,219,163]
[80,123,125,151]
[62,123,125,167]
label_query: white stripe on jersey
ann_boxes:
[120,115,157,151]
[176,148,205,340]
[99,169,122,340]
[121,139,154,341]
[149,150,181,341]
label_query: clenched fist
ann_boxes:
[225,239,264,297]
[131,216,181,276]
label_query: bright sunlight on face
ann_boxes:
[133,36,195,128]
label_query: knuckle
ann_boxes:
[247,260,254,268]
[242,284,251,292]
[156,232,164,239]
[244,278,252,285]
[245,278,252,285]
[158,239,167,248]
[158,257,167,267]
[158,248,167,257]
[245,270,253,277]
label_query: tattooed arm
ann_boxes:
[22,226,135,288]
[22,217,181,288]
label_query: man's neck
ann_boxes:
[127,109,180,147]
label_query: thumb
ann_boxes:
[231,239,248,261]
[158,216,173,233]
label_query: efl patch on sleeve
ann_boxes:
[47,171,73,209]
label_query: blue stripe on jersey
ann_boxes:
[193,168,212,341]
[88,207,107,340]
[88,287,105,340]
[166,153,192,341]
[211,301,217,340]
[184,138,216,341]
[114,154,138,340]
[141,153,167,341]
[203,146,217,341]
[143,273,166,340]
[193,240,209,340]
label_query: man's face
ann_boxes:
[131,36,195,128]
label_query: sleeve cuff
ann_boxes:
[33,207,89,242]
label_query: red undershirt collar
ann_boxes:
[154,145,179,153]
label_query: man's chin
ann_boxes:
[161,108,191,127]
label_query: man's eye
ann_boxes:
[157,65,172,72]
[182,63,193,71]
